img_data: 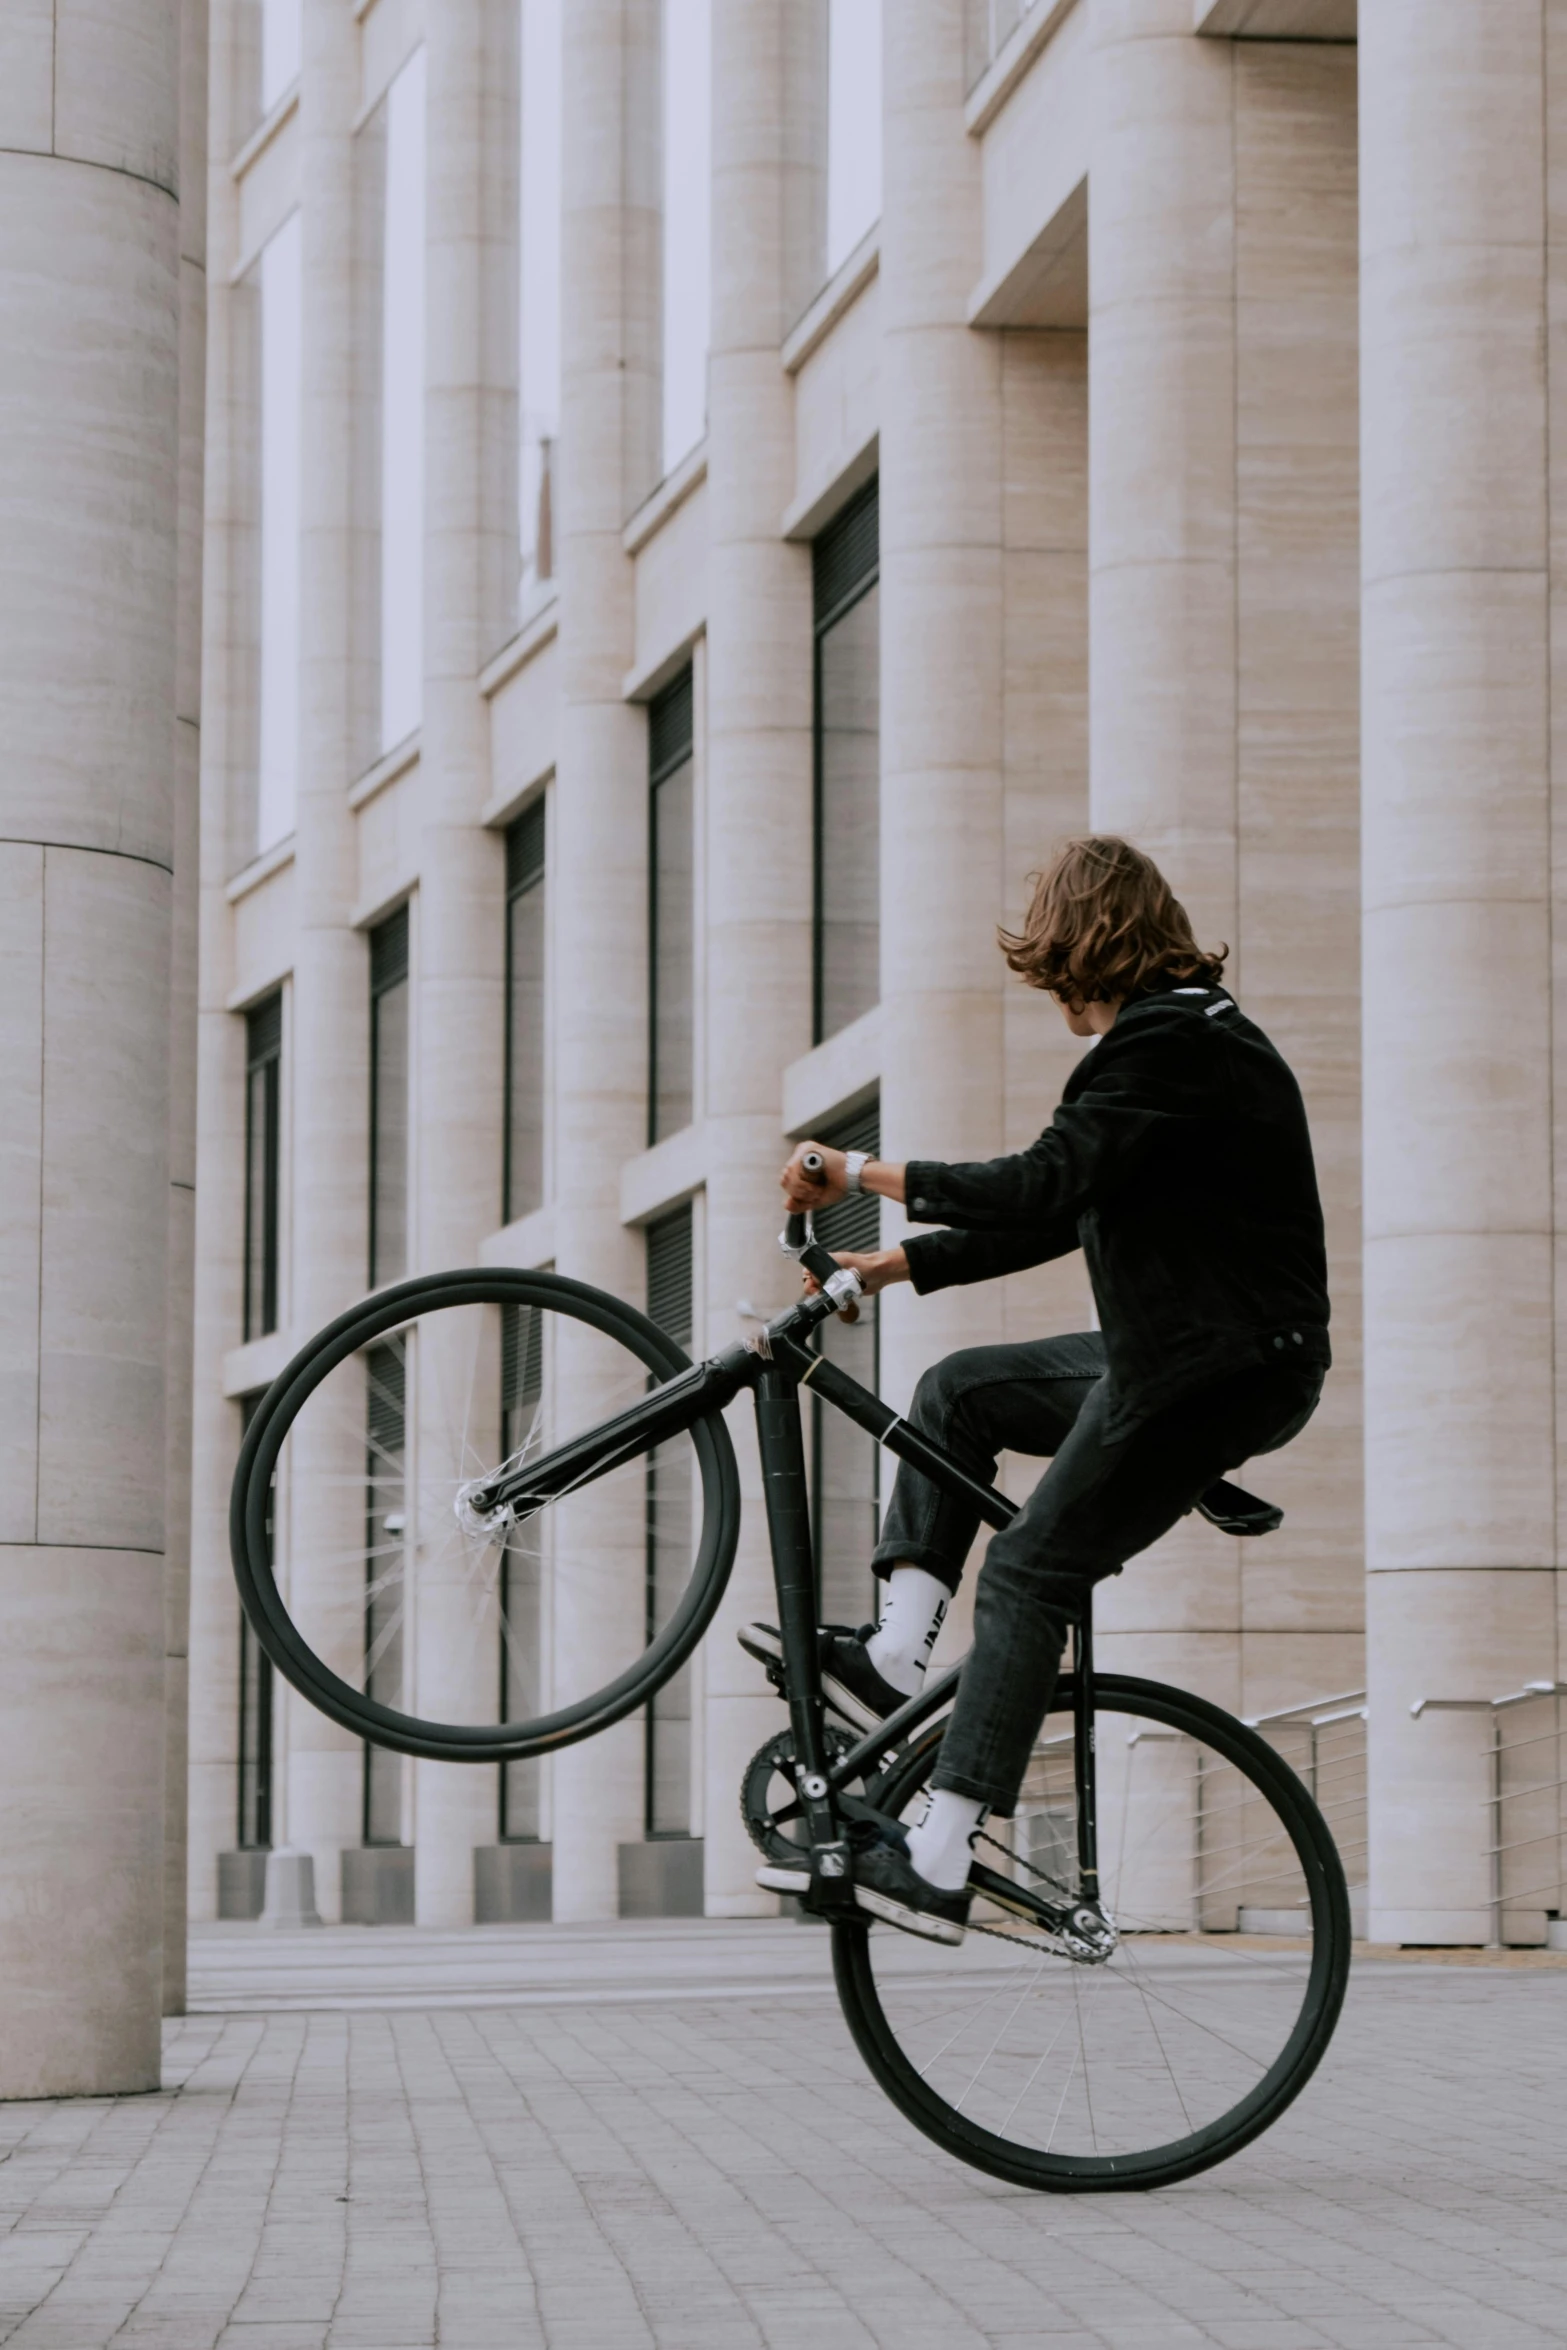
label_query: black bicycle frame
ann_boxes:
[471,1274,1103,1916]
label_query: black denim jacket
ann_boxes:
[901,984,1331,1437]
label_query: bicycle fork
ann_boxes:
[753,1360,858,1912]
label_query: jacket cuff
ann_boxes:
[903,1161,948,1222]
[902,1232,955,1296]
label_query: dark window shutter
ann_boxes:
[646,1205,694,1349]
[501,1301,545,1418]
[813,1100,881,1256]
[813,478,879,631]
[246,991,282,1066]
[648,667,695,786]
[370,903,410,995]
[506,800,546,895]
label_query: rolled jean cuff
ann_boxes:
[929,1762,1016,1820]
[868,1538,964,1593]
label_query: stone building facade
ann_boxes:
[187,0,1565,1950]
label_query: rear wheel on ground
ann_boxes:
[831,1672,1351,2192]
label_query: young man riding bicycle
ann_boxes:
[744,835,1331,1946]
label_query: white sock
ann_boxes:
[865,1565,950,1697]
[906,1789,988,1892]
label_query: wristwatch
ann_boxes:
[843,1151,869,1193]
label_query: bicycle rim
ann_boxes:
[230,1268,741,1764]
[832,1673,1351,2191]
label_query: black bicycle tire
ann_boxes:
[831,1671,1352,2193]
[229,1266,742,1764]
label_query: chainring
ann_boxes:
[739,1724,863,1867]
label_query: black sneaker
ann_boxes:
[755,1822,971,1944]
[849,1824,970,1945]
[738,1621,909,1731]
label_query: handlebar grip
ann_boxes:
[784,1210,808,1250]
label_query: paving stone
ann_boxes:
[0,1927,1561,2349]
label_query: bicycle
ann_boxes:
[230,1183,1351,2193]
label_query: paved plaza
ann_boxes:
[0,1921,1562,2350]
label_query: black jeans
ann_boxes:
[872,1333,1322,1816]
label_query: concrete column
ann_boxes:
[410,0,517,1928]
[1088,0,1236,954]
[185,0,250,1931]
[1227,43,1362,1726]
[161,0,209,2021]
[700,0,825,1915]
[877,0,1008,1419]
[549,0,662,1920]
[1361,3,1555,1942]
[994,327,1095,1506]
[282,3,375,1922]
[0,0,182,2093]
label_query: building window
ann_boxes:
[380,46,426,753]
[827,0,882,275]
[645,1205,695,1839]
[504,802,547,1223]
[363,1337,407,1846]
[256,210,301,855]
[661,0,712,476]
[369,906,410,1289]
[237,1395,275,1851]
[519,0,562,615]
[244,992,283,1341]
[811,1100,881,1623]
[649,669,695,1145]
[813,479,880,1043]
[499,1298,546,1841]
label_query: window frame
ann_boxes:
[243,992,283,1342]
[237,1393,275,1852]
[368,903,410,1291]
[647,668,696,1149]
[812,479,881,1046]
[643,1202,695,1840]
[502,800,547,1226]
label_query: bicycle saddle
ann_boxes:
[1195,1478,1284,1537]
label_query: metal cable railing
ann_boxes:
[1245,1690,1368,1935]
[1411,1682,1567,1947]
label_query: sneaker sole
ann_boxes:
[735,1623,885,1735]
[853,1883,966,1947]
[754,1862,810,1895]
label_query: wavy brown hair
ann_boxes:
[999,836,1227,1004]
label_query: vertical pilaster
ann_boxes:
[549,0,662,1920]
[284,1,373,1921]
[410,0,517,1927]
[701,0,826,1915]
[1088,0,1237,949]
[1360,1,1555,1942]
[186,0,249,1931]
[877,0,1008,1426]
[161,0,209,2021]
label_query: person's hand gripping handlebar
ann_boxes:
[778,1149,864,1323]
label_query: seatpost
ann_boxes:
[1073,1603,1101,1906]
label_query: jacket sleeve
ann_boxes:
[903,1014,1204,1234]
[903,1218,1081,1296]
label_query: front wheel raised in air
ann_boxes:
[832,1673,1351,2192]
[230,1269,741,1764]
